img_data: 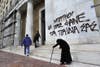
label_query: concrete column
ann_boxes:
[14,10,21,46]
[25,0,33,40]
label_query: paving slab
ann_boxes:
[0,51,65,67]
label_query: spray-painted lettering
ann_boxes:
[80,21,99,32]
[48,11,99,36]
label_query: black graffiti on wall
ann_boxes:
[48,11,99,36]
[49,31,57,36]
[48,25,52,30]
[53,23,63,29]
[58,26,80,36]
[64,12,90,26]
[54,11,74,23]
[80,21,99,32]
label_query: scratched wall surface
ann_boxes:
[45,0,100,45]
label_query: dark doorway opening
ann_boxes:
[41,9,45,45]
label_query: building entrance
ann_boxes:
[41,9,45,45]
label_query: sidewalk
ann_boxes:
[0,45,61,64]
[0,50,65,67]
[1,45,100,67]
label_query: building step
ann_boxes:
[1,44,100,67]
[31,44,100,67]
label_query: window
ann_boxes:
[6,0,8,4]
[94,0,100,17]
[6,7,8,12]
[10,1,12,6]
[15,0,19,5]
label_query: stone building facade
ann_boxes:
[0,0,20,48]
[0,0,45,48]
[0,0,100,66]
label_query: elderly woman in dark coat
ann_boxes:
[53,39,72,65]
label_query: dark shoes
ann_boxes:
[24,53,29,56]
[35,46,39,48]
[60,62,72,65]
[60,62,65,65]
[27,55,29,56]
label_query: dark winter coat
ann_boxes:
[22,36,32,46]
[33,32,40,42]
[53,39,72,64]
